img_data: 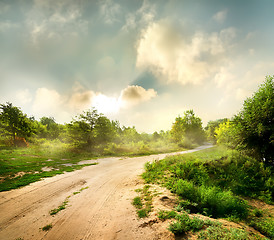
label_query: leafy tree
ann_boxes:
[205,118,228,143]
[93,116,116,144]
[67,108,99,147]
[171,110,205,144]
[0,102,34,145]
[233,76,274,165]
[40,116,60,139]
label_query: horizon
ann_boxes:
[1,0,274,133]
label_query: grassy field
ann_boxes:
[0,143,98,192]
[140,146,274,239]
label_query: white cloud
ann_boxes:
[122,0,155,31]
[16,89,32,105]
[100,0,121,25]
[136,19,235,85]
[26,1,88,48]
[120,85,157,107]
[213,10,227,23]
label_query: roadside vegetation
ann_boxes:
[137,76,274,239]
[0,97,206,191]
[133,185,154,218]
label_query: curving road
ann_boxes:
[0,145,212,240]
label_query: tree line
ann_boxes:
[0,76,273,164]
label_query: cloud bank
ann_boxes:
[136,19,237,85]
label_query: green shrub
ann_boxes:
[169,213,204,235]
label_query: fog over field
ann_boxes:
[1,0,274,132]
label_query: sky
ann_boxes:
[0,0,274,133]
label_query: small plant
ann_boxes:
[132,185,153,218]
[50,197,70,215]
[42,224,52,231]
[158,210,177,220]
[137,209,148,218]
[168,213,204,235]
[132,196,142,209]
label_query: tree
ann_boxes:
[205,118,228,143]
[0,102,34,145]
[40,117,60,139]
[67,108,99,147]
[233,76,274,165]
[171,110,205,144]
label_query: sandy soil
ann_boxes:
[0,145,212,240]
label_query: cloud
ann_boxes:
[26,1,87,48]
[136,19,236,85]
[100,0,121,25]
[120,85,157,107]
[213,10,227,23]
[122,0,155,31]
[0,21,18,32]
[16,89,32,105]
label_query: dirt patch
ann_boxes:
[41,166,54,172]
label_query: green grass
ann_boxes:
[50,196,70,215]
[142,146,274,238]
[0,145,97,192]
[198,224,267,240]
[132,185,153,218]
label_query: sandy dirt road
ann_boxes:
[0,145,212,240]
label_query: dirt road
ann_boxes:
[0,145,212,240]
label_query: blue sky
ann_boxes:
[0,0,273,132]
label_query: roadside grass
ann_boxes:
[132,185,153,218]
[141,146,274,238]
[0,144,97,192]
[0,138,190,192]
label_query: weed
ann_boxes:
[158,210,177,220]
[168,212,204,235]
[132,185,153,218]
[50,197,69,215]
[132,197,142,209]
[73,186,89,195]
[42,224,52,231]
[137,209,148,218]
[198,224,266,240]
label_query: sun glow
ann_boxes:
[93,94,121,114]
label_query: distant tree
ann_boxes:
[40,116,60,139]
[0,102,34,145]
[121,126,140,143]
[93,116,115,144]
[67,108,99,147]
[233,76,274,165]
[171,110,205,144]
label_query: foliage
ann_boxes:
[232,76,274,165]
[198,224,267,240]
[205,118,228,143]
[142,147,273,219]
[0,102,34,145]
[132,185,153,218]
[171,110,205,145]
[249,218,274,239]
[168,212,205,235]
[50,196,70,215]
[42,224,52,231]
